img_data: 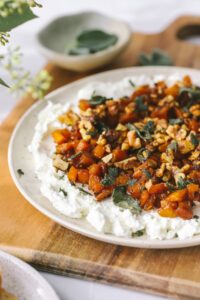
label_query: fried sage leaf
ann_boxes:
[139,49,173,66]
[112,186,141,214]
[102,167,119,186]
[69,30,118,55]
[89,95,108,106]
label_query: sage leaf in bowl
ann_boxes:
[68,29,118,55]
[139,48,173,66]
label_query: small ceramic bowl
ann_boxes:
[36,11,131,72]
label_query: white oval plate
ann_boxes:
[8,66,200,249]
[0,250,59,300]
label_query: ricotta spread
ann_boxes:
[29,74,200,240]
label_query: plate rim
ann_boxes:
[8,66,200,249]
[0,250,59,299]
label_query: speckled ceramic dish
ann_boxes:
[0,251,59,300]
[37,11,131,72]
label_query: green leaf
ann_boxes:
[94,120,108,134]
[0,5,37,32]
[129,79,135,88]
[127,121,155,141]
[128,179,137,186]
[69,152,82,160]
[78,187,92,195]
[177,177,193,189]
[190,133,199,147]
[179,87,200,101]
[166,182,176,191]
[59,188,67,197]
[135,96,148,112]
[69,29,118,55]
[143,169,152,179]
[137,147,152,162]
[169,118,183,125]
[101,167,119,186]
[0,77,9,87]
[89,94,109,106]
[17,169,24,177]
[139,49,173,66]
[112,186,141,215]
[132,229,145,237]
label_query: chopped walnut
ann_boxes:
[58,110,80,126]
[178,140,195,154]
[53,154,69,171]
[114,156,137,169]
[102,153,112,163]
[127,130,141,149]
[189,104,200,117]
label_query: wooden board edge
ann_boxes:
[1,245,200,299]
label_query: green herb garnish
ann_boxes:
[143,169,152,179]
[166,182,176,191]
[17,169,24,177]
[137,147,152,162]
[94,120,108,134]
[69,152,82,160]
[101,167,119,186]
[127,120,155,141]
[139,48,173,66]
[132,229,145,237]
[190,133,199,147]
[193,215,199,219]
[169,118,183,125]
[135,96,148,112]
[129,79,135,87]
[89,94,108,106]
[128,179,137,186]
[86,130,97,137]
[68,29,118,55]
[59,188,67,197]
[179,87,200,101]
[112,186,141,215]
[177,177,193,189]
[78,187,92,195]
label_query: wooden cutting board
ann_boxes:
[1,16,200,299]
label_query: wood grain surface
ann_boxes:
[1,16,200,299]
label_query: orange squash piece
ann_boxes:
[68,166,78,182]
[79,153,94,167]
[187,183,199,201]
[96,188,113,201]
[165,189,187,202]
[140,190,149,206]
[76,140,90,152]
[89,164,102,176]
[128,182,141,199]
[52,129,71,144]
[149,183,167,195]
[158,207,177,218]
[56,141,77,154]
[77,169,89,184]
[79,99,90,111]
[93,145,105,159]
[88,175,103,193]
[112,148,127,162]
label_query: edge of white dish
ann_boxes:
[0,250,59,300]
[8,66,200,249]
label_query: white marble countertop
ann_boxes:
[1,0,200,299]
